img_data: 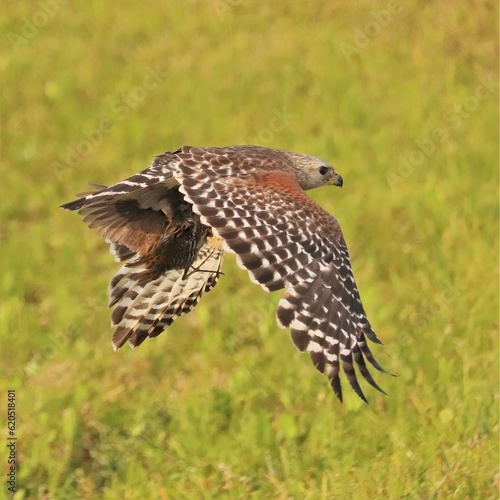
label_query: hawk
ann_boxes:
[61,145,388,402]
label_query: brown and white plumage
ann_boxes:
[61,145,387,402]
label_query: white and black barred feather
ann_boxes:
[173,146,388,402]
[61,150,224,351]
[61,145,388,402]
[109,242,223,350]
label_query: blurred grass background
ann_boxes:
[1,0,498,498]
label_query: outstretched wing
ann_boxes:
[60,152,180,256]
[61,150,224,349]
[174,150,387,402]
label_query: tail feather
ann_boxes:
[106,238,137,262]
[110,244,224,350]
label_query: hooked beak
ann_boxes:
[325,171,343,188]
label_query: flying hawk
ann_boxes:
[61,145,388,402]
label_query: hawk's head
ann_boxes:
[286,151,343,191]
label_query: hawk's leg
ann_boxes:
[182,248,224,280]
[183,267,225,280]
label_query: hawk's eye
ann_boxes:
[319,166,329,176]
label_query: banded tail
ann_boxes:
[109,241,224,350]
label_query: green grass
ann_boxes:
[1,1,498,498]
